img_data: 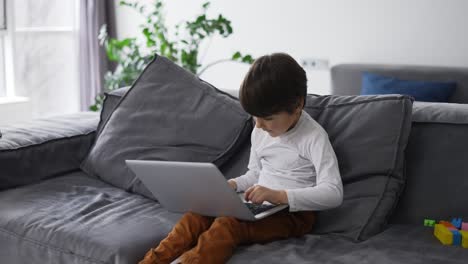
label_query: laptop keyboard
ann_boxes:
[244,202,277,215]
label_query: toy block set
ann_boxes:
[425,218,468,248]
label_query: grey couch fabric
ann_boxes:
[331,63,468,103]
[2,171,467,264]
[0,171,181,264]
[0,112,99,190]
[390,102,468,224]
[331,64,468,226]
[218,137,250,181]
[98,85,251,182]
[304,94,413,241]
[81,55,253,200]
[97,86,130,137]
[230,224,468,264]
[411,101,468,123]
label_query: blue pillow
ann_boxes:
[361,72,456,102]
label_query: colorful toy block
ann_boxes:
[424,219,436,227]
[451,230,462,245]
[451,218,463,229]
[462,222,468,231]
[431,218,468,248]
[461,230,468,248]
[439,221,456,229]
[434,224,453,245]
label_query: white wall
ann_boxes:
[114,0,468,95]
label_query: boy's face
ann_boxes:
[254,108,302,137]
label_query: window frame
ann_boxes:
[0,0,5,31]
[1,0,79,100]
[1,0,16,98]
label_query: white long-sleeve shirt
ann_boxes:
[232,111,343,212]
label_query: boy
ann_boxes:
[139,53,343,264]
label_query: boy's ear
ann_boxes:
[293,100,304,115]
[298,98,305,109]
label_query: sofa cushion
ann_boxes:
[96,86,251,181]
[390,102,468,224]
[304,94,413,241]
[3,172,466,264]
[96,86,130,137]
[411,101,468,124]
[81,55,253,199]
[230,225,468,263]
[0,171,181,264]
[361,72,456,102]
[0,112,99,191]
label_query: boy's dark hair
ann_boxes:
[239,53,307,117]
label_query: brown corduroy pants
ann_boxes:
[138,209,315,264]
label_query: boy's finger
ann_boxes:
[250,190,261,204]
[252,192,263,204]
[246,186,258,201]
[250,192,257,203]
[251,190,266,204]
[245,187,253,201]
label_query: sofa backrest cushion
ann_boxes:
[81,55,253,199]
[331,63,468,103]
[390,102,468,224]
[96,86,130,138]
[0,113,99,190]
[305,94,413,241]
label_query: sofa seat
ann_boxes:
[1,171,467,264]
[231,224,468,264]
[0,171,182,264]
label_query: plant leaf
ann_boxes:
[232,52,241,60]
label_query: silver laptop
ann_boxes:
[126,160,288,221]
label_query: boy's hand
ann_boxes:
[245,185,288,205]
[227,179,237,190]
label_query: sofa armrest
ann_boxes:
[0,112,99,190]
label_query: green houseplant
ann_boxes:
[90,0,254,111]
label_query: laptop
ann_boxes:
[125,160,288,221]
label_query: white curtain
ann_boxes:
[0,0,5,30]
[78,0,115,111]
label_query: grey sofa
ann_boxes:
[1,63,468,264]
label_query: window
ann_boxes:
[0,39,5,97]
[1,0,79,117]
[0,0,6,96]
[0,0,4,30]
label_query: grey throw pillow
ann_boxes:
[305,94,413,241]
[81,55,253,199]
[96,86,130,138]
